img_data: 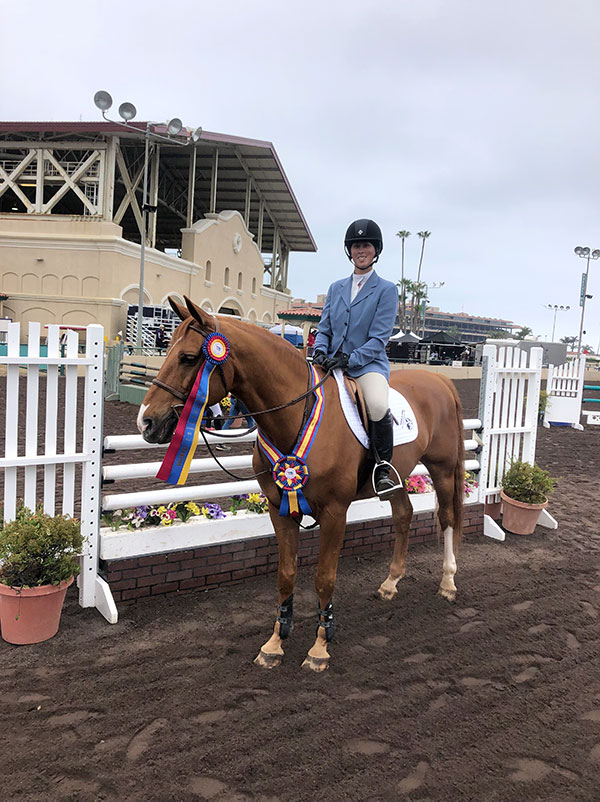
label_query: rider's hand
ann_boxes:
[324,352,349,371]
[312,350,328,367]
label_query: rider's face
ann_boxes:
[350,241,376,271]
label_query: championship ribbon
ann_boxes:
[257,363,324,518]
[156,333,230,485]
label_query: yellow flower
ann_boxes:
[201,506,210,517]
[247,493,262,504]
[158,505,167,514]
[186,502,201,515]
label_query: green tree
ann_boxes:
[410,231,431,332]
[486,330,513,339]
[514,326,533,340]
[395,230,411,330]
[446,325,461,341]
[560,335,577,348]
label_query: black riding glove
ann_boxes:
[312,350,328,367]
[324,352,349,372]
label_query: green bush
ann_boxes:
[501,460,556,505]
[0,506,83,588]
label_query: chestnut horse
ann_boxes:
[138,297,465,672]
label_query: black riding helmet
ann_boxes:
[344,219,384,262]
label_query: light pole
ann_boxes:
[93,91,202,349]
[574,246,600,356]
[544,304,570,342]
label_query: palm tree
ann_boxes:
[395,230,410,330]
[514,326,533,340]
[416,231,431,283]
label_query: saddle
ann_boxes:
[343,375,370,434]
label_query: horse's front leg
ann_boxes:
[302,507,348,673]
[254,514,299,669]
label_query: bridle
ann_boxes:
[150,321,333,422]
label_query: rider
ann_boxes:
[312,219,400,497]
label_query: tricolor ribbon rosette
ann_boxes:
[157,333,230,485]
[257,363,324,518]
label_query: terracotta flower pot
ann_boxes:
[500,490,548,536]
[0,577,74,645]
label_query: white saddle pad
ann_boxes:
[333,369,418,449]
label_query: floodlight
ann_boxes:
[94,90,113,111]
[574,246,584,255]
[167,117,183,136]
[592,250,600,259]
[582,247,591,257]
[118,102,137,122]
[190,126,203,143]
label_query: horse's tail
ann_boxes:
[450,380,465,550]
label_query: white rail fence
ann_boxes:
[543,356,586,430]
[0,322,115,623]
[1,325,557,625]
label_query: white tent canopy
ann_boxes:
[389,331,421,342]
[269,324,303,335]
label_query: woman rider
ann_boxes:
[312,218,400,497]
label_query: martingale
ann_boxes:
[156,333,230,485]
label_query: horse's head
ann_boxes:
[137,296,233,443]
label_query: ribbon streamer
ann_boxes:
[157,333,230,485]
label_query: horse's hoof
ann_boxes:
[377,584,397,601]
[301,654,330,672]
[254,649,283,669]
[437,587,456,603]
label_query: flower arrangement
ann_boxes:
[102,493,269,531]
[404,471,478,497]
[220,394,232,412]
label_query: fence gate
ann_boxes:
[0,322,116,623]
[543,356,586,430]
[478,343,557,540]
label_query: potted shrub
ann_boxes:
[500,460,556,535]
[0,505,83,644]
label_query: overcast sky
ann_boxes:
[3,0,599,348]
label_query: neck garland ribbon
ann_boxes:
[257,363,324,518]
[157,332,230,485]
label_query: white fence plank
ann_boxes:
[24,322,41,511]
[44,325,60,514]
[61,329,79,516]
[3,323,21,522]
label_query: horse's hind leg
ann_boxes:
[254,515,299,669]
[378,487,413,600]
[427,463,460,602]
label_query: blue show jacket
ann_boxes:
[314,270,398,379]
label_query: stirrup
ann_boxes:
[371,461,403,497]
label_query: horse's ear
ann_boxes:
[168,296,189,321]
[184,296,215,331]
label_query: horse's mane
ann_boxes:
[214,316,307,364]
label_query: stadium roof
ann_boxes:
[0,122,316,254]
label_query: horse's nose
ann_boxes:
[137,403,151,435]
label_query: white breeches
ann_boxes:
[355,372,389,422]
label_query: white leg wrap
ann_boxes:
[440,526,457,596]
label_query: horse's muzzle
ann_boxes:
[140,410,178,444]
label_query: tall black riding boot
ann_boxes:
[370,410,398,496]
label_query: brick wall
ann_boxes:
[102,504,483,604]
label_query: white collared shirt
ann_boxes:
[350,269,373,302]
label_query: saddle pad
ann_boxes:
[333,369,418,448]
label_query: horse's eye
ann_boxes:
[179,353,199,365]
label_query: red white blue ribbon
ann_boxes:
[157,333,230,485]
[257,363,324,517]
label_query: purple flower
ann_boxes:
[204,503,226,519]
[136,505,149,519]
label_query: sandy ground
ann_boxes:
[1,380,600,801]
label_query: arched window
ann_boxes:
[205,260,212,281]
[224,267,230,287]
[237,272,243,290]
[252,277,257,294]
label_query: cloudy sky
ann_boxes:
[3,0,599,348]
